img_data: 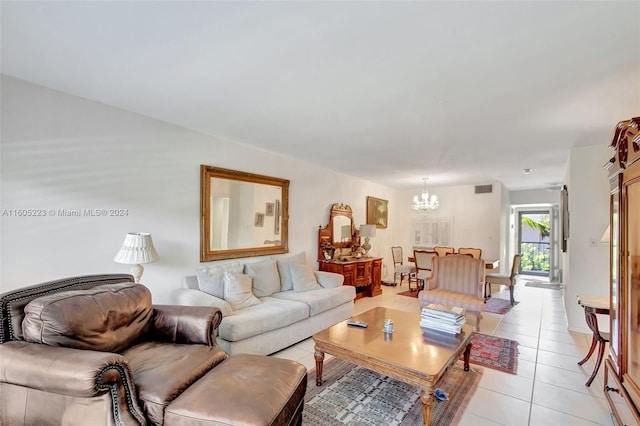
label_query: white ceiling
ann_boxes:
[2,1,638,191]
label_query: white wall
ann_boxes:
[510,188,560,205]
[398,183,503,262]
[1,76,400,302]
[563,145,611,333]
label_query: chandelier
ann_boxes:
[412,178,439,212]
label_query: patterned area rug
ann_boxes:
[464,333,519,374]
[484,297,519,314]
[525,281,563,290]
[397,289,419,298]
[303,358,482,426]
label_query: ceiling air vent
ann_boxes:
[474,184,493,194]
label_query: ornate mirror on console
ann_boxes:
[201,165,289,261]
[318,203,356,260]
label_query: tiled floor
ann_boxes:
[271,276,614,425]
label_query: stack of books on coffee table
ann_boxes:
[420,303,466,335]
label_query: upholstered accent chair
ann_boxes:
[0,274,307,426]
[434,246,455,257]
[485,254,522,305]
[391,246,416,287]
[457,247,482,259]
[413,249,438,291]
[418,254,485,331]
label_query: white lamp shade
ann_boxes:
[600,225,611,243]
[114,232,159,264]
[360,224,377,238]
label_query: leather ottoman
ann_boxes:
[164,354,306,426]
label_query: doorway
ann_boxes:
[518,210,550,277]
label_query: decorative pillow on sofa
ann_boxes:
[22,282,152,353]
[276,252,306,292]
[290,263,322,293]
[223,271,262,310]
[197,262,244,299]
[244,259,281,297]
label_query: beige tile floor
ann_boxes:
[271,276,614,425]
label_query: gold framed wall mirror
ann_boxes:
[200,165,289,261]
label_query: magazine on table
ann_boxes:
[420,303,466,334]
[421,303,465,320]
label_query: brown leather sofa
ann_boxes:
[0,274,307,425]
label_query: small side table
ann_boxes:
[576,294,610,387]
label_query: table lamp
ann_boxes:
[360,224,376,257]
[114,232,159,283]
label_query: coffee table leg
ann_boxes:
[463,342,472,371]
[420,385,435,425]
[314,350,325,386]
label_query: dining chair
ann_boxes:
[484,254,522,305]
[413,250,438,291]
[434,246,455,257]
[418,254,485,331]
[391,246,416,287]
[458,247,482,259]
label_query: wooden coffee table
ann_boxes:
[313,307,473,426]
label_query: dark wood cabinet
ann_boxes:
[605,117,640,425]
[319,258,382,300]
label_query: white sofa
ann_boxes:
[172,253,355,355]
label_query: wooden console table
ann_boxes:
[319,257,382,300]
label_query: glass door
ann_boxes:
[624,173,640,395]
[518,210,551,276]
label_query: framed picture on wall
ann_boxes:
[366,196,388,229]
[255,212,265,227]
[266,202,275,216]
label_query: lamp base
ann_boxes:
[362,237,372,257]
[130,264,143,283]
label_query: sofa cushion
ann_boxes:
[217,298,309,342]
[244,259,281,297]
[223,271,261,311]
[276,252,306,292]
[197,263,244,299]
[22,282,152,352]
[290,263,322,292]
[122,341,228,425]
[271,286,355,316]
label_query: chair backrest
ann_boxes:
[391,246,404,266]
[413,250,437,273]
[458,247,482,259]
[434,246,455,257]
[429,254,484,298]
[510,254,522,278]
[0,274,135,344]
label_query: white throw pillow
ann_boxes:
[277,252,306,291]
[290,263,322,293]
[244,259,281,297]
[196,263,243,299]
[223,271,261,311]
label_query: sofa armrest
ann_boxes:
[171,288,233,316]
[314,270,344,288]
[0,341,146,425]
[151,305,223,346]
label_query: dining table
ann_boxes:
[408,256,499,270]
